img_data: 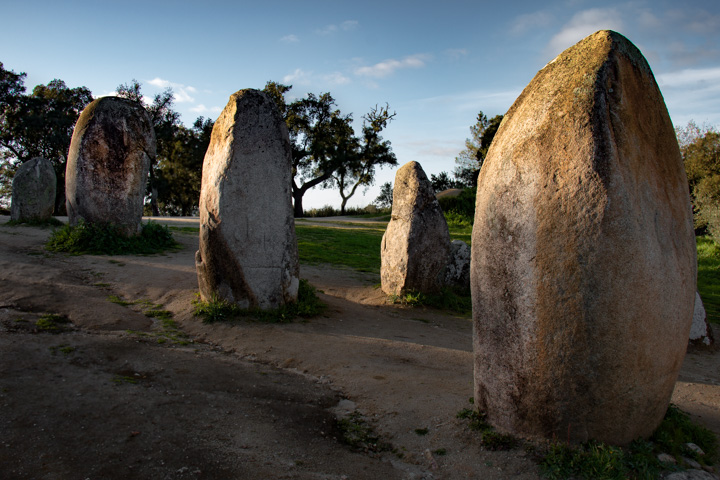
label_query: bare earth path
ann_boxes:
[0,216,718,479]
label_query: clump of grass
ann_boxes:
[35,314,71,333]
[414,427,429,436]
[46,220,179,255]
[389,287,472,315]
[539,404,718,479]
[49,344,76,356]
[697,236,720,324]
[193,279,325,324]
[456,407,518,450]
[6,217,64,228]
[337,411,392,453]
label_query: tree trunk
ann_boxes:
[293,190,304,218]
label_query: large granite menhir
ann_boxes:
[11,157,56,222]
[195,89,299,310]
[65,96,155,236]
[381,161,450,295]
[471,30,697,445]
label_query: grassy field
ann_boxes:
[697,236,720,324]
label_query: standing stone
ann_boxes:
[381,161,450,295]
[65,96,155,236]
[471,31,696,445]
[195,89,299,310]
[690,292,714,347]
[443,240,471,292]
[10,157,56,222]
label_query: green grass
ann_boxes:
[337,411,393,453]
[46,220,180,255]
[456,407,518,451]
[388,287,472,315]
[697,236,720,324]
[296,225,384,273]
[35,313,71,333]
[193,278,325,323]
[539,404,718,479]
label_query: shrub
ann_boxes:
[46,220,179,255]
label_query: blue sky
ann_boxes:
[2,0,719,210]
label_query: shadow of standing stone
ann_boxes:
[11,157,56,222]
[195,89,299,310]
[65,97,155,236]
[471,31,697,445]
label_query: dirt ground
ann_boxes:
[1,216,719,480]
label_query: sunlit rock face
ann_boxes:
[195,89,299,310]
[471,30,696,445]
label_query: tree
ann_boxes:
[0,62,93,212]
[117,80,182,215]
[329,104,397,214]
[453,111,503,187]
[264,81,396,217]
[430,171,460,193]
[374,181,393,209]
[679,121,720,239]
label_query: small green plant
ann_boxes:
[46,220,179,255]
[433,448,447,456]
[144,309,173,320]
[456,407,518,450]
[389,287,472,315]
[49,344,76,356]
[193,279,325,324]
[337,412,392,453]
[108,295,132,306]
[35,314,70,333]
[415,427,429,436]
[539,404,718,479]
[112,375,138,385]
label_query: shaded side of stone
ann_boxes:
[65,96,155,236]
[195,89,299,310]
[471,30,696,445]
[381,161,450,295]
[10,157,56,221]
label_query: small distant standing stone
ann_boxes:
[10,157,56,222]
[381,161,450,295]
[65,96,155,236]
[690,292,714,347]
[195,89,299,310]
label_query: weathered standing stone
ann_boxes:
[471,31,696,445]
[381,161,450,295]
[195,89,299,310]
[443,240,471,292]
[10,157,56,222]
[65,96,155,236]
[690,292,714,347]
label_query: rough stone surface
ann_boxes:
[690,292,714,347]
[443,240,470,292]
[10,157,56,222]
[195,89,299,310]
[65,97,155,236]
[471,31,696,445]
[381,161,450,295]
[664,469,718,480]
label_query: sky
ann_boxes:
[2,0,719,210]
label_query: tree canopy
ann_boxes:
[453,111,503,187]
[0,62,93,212]
[264,81,397,217]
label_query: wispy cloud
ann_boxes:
[511,11,553,35]
[147,77,197,103]
[545,8,624,58]
[280,34,299,43]
[189,104,223,114]
[444,48,468,61]
[316,20,358,35]
[282,68,350,87]
[354,54,430,78]
[657,67,720,89]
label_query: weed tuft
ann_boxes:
[193,279,325,324]
[35,314,70,333]
[456,407,518,451]
[337,412,392,453]
[46,220,179,255]
[389,287,472,315]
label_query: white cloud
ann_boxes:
[657,67,720,89]
[316,20,358,35]
[354,54,429,78]
[282,68,351,87]
[657,67,720,128]
[444,48,468,60]
[189,104,222,114]
[280,34,299,43]
[511,11,553,35]
[146,77,196,103]
[545,8,624,58]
